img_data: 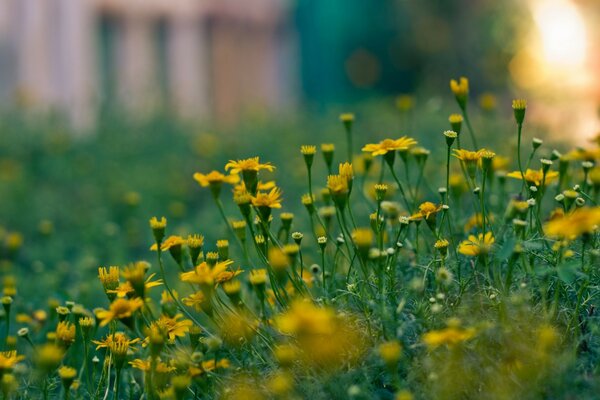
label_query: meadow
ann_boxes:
[1,79,599,399]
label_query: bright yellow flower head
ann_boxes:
[339,162,354,181]
[98,266,120,289]
[55,321,76,347]
[327,174,349,195]
[453,149,482,162]
[362,137,417,156]
[225,157,274,174]
[506,168,559,186]
[0,351,24,371]
[544,207,600,239]
[180,260,241,286]
[300,145,317,155]
[151,314,193,342]
[193,170,239,187]
[411,202,442,220]
[150,235,185,251]
[93,332,140,351]
[251,187,283,209]
[458,232,495,257]
[95,298,145,327]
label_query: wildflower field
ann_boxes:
[2,79,600,400]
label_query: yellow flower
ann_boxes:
[225,157,274,174]
[98,266,120,291]
[193,170,239,187]
[300,145,317,155]
[151,314,193,342]
[492,155,510,171]
[506,168,559,186]
[106,274,162,298]
[0,351,24,371]
[35,344,64,371]
[95,298,145,327]
[180,260,241,286]
[396,95,415,112]
[434,239,449,250]
[378,340,402,366]
[327,174,349,195]
[233,181,276,197]
[251,187,283,209]
[458,232,495,256]
[410,202,442,220]
[479,93,497,111]
[249,269,268,286]
[130,358,176,373]
[55,321,76,347]
[362,137,417,156]
[150,235,185,251]
[58,365,77,381]
[182,291,207,312]
[544,207,600,239]
[188,359,231,377]
[453,149,482,162]
[339,113,355,122]
[93,332,140,351]
[422,326,476,349]
[149,216,167,230]
[464,213,495,231]
[450,77,469,97]
[338,162,354,181]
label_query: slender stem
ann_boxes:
[517,123,525,194]
[462,107,478,149]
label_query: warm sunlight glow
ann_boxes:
[533,0,587,67]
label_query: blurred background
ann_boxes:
[0,0,599,302]
[0,0,598,131]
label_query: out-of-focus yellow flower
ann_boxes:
[225,157,274,174]
[180,260,241,286]
[422,326,476,349]
[464,213,495,232]
[362,137,417,156]
[458,232,495,257]
[396,95,415,112]
[506,169,558,186]
[450,77,469,98]
[479,93,497,111]
[188,359,230,377]
[275,300,367,370]
[378,340,402,367]
[193,171,239,187]
[182,291,207,312]
[34,344,64,371]
[0,351,24,371]
[249,269,268,287]
[130,358,176,373]
[544,207,600,239]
